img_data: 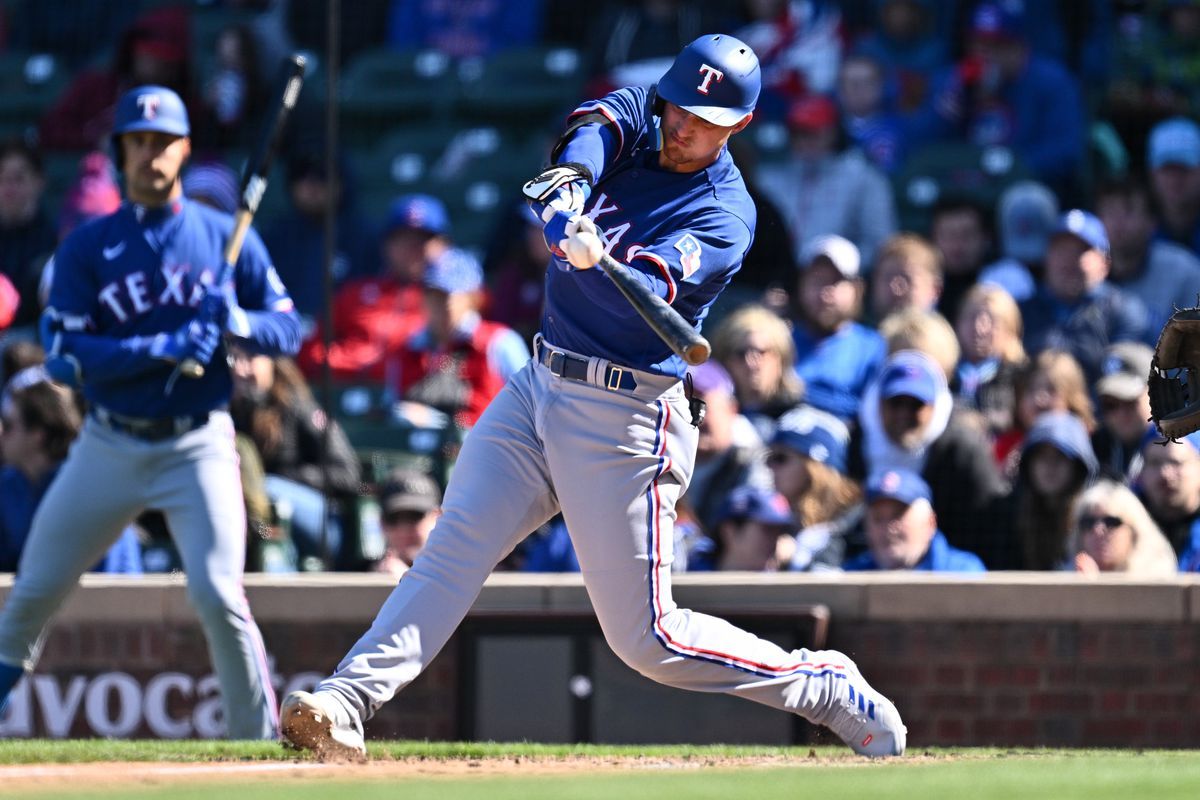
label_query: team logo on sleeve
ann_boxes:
[674,233,702,277]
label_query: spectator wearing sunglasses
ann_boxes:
[1067,480,1176,576]
[711,304,804,443]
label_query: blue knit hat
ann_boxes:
[771,405,850,475]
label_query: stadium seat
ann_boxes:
[454,46,585,124]
[339,48,457,147]
[892,142,1031,233]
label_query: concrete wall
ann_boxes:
[1,573,1198,746]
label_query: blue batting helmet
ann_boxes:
[655,34,760,127]
[111,85,190,146]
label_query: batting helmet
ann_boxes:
[110,85,190,166]
[655,34,760,127]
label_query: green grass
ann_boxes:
[2,742,1198,800]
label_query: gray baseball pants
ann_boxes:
[0,411,278,739]
[319,352,833,726]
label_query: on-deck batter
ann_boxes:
[0,85,302,739]
[281,35,906,758]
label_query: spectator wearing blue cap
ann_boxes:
[1137,430,1200,572]
[389,248,528,429]
[298,194,452,384]
[915,2,1084,190]
[843,468,985,572]
[1096,174,1200,337]
[1146,118,1200,257]
[983,410,1098,570]
[1019,210,1152,384]
[689,485,797,572]
[851,349,1005,559]
[767,405,864,571]
[790,234,887,422]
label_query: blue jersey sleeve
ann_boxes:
[557,88,651,181]
[44,227,165,384]
[231,227,302,356]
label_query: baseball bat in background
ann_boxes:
[177,53,307,379]
[594,250,711,366]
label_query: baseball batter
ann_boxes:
[0,86,302,739]
[282,35,905,758]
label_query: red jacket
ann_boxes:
[299,276,426,382]
[392,320,510,428]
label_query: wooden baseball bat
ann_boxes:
[594,250,711,366]
[177,54,307,379]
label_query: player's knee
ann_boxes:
[604,631,678,684]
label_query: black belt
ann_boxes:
[536,341,638,392]
[92,407,213,442]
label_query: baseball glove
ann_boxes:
[1149,307,1200,440]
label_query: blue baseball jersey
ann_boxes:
[542,87,757,379]
[46,198,301,417]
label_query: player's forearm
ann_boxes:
[59,331,170,384]
[229,309,303,357]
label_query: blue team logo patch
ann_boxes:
[674,234,702,278]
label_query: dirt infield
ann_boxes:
[0,752,891,793]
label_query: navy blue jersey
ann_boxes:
[46,198,301,417]
[541,87,757,379]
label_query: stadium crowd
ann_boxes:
[2,0,1200,578]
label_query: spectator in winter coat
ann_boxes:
[982,410,1098,571]
[849,349,1006,558]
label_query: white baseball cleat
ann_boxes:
[280,690,367,761]
[786,649,907,758]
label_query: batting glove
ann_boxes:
[522,163,593,223]
[150,319,222,365]
[543,211,603,271]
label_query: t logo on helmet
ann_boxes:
[696,64,724,95]
[137,94,160,120]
